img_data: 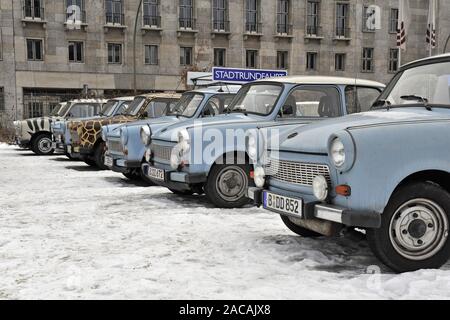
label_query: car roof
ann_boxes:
[257,76,385,88]
[137,92,182,99]
[190,85,242,94]
[109,96,136,101]
[401,53,450,70]
[69,99,109,103]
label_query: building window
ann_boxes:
[388,48,399,73]
[26,39,43,61]
[179,0,194,29]
[24,0,44,19]
[213,0,229,31]
[362,48,374,72]
[306,0,320,36]
[0,87,4,112]
[306,52,317,70]
[389,8,399,33]
[276,0,290,34]
[0,29,3,60]
[246,50,258,68]
[335,2,349,38]
[335,53,346,71]
[26,102,44,118]
[277,51,288,69]
[66,0,86,23]
[143,0,160,27]
[245,0,259,33]
[107,43,122,64]
[68,41,84,63]
[214,48,226,67]
[105,0,124,25]
[362,5,375,32]
[144,45,158,65]
[180,46,193,66]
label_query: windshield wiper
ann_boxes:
[371,99,392,110]
[400,95,432,111]
[232,107,248,116]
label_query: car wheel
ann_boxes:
[65,153,77,160]
[205,164,251,208]
[367,182,450,273]
[31,133,54,155]
[169,188,194,196]
[94,142,108,170]
[280,215,322,238]
[83,157,97,167]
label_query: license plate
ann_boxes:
[104,155,113,167]
[263,191,303,217]
[67,145,72,154]
[147,166,165,181]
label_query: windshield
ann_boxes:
[50,103,65,116]
[379,61,450,106]
[125,97,146,116]
[229,84,283,116]
[169,93,204,118]
[59,103,72,116]
[101,100,119,116]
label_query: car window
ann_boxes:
[345,86,381,114]
[68,104,97,118]
[126,97,146,115]
[230,84,283,116]
[281,86,341,118]
[146,100,169,118]
[117,101,131,114]
[170,93,204,118]
[202,94,237,117]
[101,101,118,116]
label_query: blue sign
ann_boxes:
[212,67,288,84]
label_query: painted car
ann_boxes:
[105,86,239,183]
[69,93,181,169]
[143,76,384,208]
[249,54,450,273]
[13,99,105,155]
[51,97,133,159]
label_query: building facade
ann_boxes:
[0,0,449,120]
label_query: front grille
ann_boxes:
[108,139,123,155]
[152,144,173,161]
[266,158,331,187]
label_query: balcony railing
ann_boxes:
[66,10,87,24]
[276,23,293,36]
[245,22,262,34]
[305,25,322,37]
[23,5,44,20]
[143,15,161,28]
[106,13,124,25]
[179,18,196,30]
[335,27,351,39]
[212,20,230,32]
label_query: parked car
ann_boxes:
[13,99,106,155]
[143,77,384,208]
[248,54,450,273]
[105,86,240,182]
[51,97,134,159]
[69,93,181,169]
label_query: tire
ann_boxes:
[83,157,97,167]
[205,163,251,208]
[94,142,108,170]
[123,170,140,181]
[280,215,322,238]
[169,188,194,196]
[31,133,54,155]
[367,182,450,273]
[65,153,78,161]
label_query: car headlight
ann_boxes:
[330,138,345,168]
[313,175,329,201]
[170,129,190,169]
[140,125,152,146]
[246,133,258,161]
[144,147,152,163]
[120,127,128,146]
[253,166,266,188]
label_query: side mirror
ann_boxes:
[279,105,294,117]
[141,111,149,118]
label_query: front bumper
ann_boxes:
[248,187,381,229]
[15,138,30,148]
[111,158,141,173]
[142,163,207,191]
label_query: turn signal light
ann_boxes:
[336,185,351,197]
[249,171,255,179]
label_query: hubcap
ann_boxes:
[38,137,53,153]
[389,198,449,261]
[216,166,248,202]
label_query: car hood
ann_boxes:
[114,116,181,132]
[153,113,261,142]
[276,108,450,154]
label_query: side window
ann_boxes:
[69,104,96,118]
[281,86,341,118]
[147,101,169,118]
[168,102,178,113]
[345,86,381,114]
[202,96,221,117]
[117,101,130,114]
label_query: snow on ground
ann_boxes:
[0,143,449,300]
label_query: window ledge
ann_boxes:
[22,18,47,28]
[304,34,324,39]
[274,33,294,38]
[142,26,163,35]
[333,36,352,41]
[64,22,88,31]
[177,28,198,38]
[104,24,127,33]
[211,30,231,40]
[243,32,263,40]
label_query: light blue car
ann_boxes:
[104,86,239,182]
[143,77,384,208]
[249,54,450,273]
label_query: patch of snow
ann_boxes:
[0,144,449,299]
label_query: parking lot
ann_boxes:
[0,143,449,299]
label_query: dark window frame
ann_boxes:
[107,43,123,64]
[68,41,84,63]
[335,53,346,71]
[144,44,159,65]
[26,38,44,61]
[214,48,226,67]
[277,50,289,70]
[306,52,318,71]
[388,48,399,73]
[180,46,193,66]
[306,0,320,35]
[362,47,375,73]
[246,49,258,69]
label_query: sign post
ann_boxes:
[212,67,288,84]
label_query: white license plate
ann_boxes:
[263,191,303,217]
[67,145,72,154]
[104,155,113,167]
[147,166,165,181]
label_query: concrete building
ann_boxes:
[0,0,449,120]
